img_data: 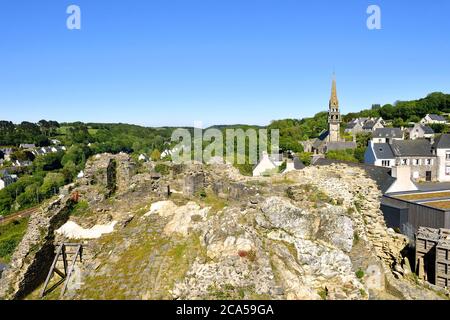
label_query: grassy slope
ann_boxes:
[0,218,29,264]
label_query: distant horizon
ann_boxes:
[1,1,450,126]
[1,89,447,128]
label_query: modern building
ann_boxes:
[381,190,450,239]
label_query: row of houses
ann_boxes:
[346,114,447,136]
[365,132,450,183]
[31,146,66,157]
[345,117,385,134]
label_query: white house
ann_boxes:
[421,114,447,125]
[372,128,404,144]
[253,152,279,177]
[362,117,385,133]
[138,154,149,162]
[409,123,435,140]
[364,141,395,168]
[433,134,450,182]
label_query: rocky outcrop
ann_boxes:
[2,160,444,300]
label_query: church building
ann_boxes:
[301,75,357,154]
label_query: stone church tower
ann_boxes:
[328,75,341,142]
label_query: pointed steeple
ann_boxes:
[329,73,339,109]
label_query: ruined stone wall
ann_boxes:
[0,197,75,300]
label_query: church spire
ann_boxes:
[329,73,339,109]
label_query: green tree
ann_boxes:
[150,149,161,161]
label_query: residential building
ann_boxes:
[12,160,32,167]
[0,174,18,190]
[345,117,385,135]
[362,117,385,133]
[372,128,404,144]
[432,134,450,182]
[19,144,35,149]
[345,118,367,134]
[409,123,435,140]
[364,142,395,168]
[365,139,436,182]
[421,114,447,125]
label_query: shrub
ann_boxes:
[356,269,365,279]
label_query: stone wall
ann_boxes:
[183,171,205,196]
[0,196,75,300]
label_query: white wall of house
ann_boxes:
[364,142,394,168]
[0,179,5,190]
[436,148,450,182]
[421,115,446,125]
[386,166,418,193]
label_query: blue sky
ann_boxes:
[0,0,449,127]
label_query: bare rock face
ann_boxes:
[260,197,318,239]
[163,202,209,236]
[317,207,354,253]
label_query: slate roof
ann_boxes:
[433,134,450,149]
[421,125,435,135]
[428,114,446,122]
[293,157,305,170]
[313,158,396,194]
[373,143,395,159]
[346,122,358,129]
[373,128,403,139]
[326,141,357,151]
[363,120,376,130]
[390,140,433,157]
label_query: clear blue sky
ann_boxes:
[1,0,449,127]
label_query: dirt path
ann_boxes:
[0,207,38,226]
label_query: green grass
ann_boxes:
[70,200,90,217]
[0,218,29,264]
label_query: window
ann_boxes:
[446,153,450,160]
[414,159,420,166]
[382,160,391,167]
[426,159,432,165]
[446,166,450,176]
[401,159,408,165]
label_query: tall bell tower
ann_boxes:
[328,74,341,142]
